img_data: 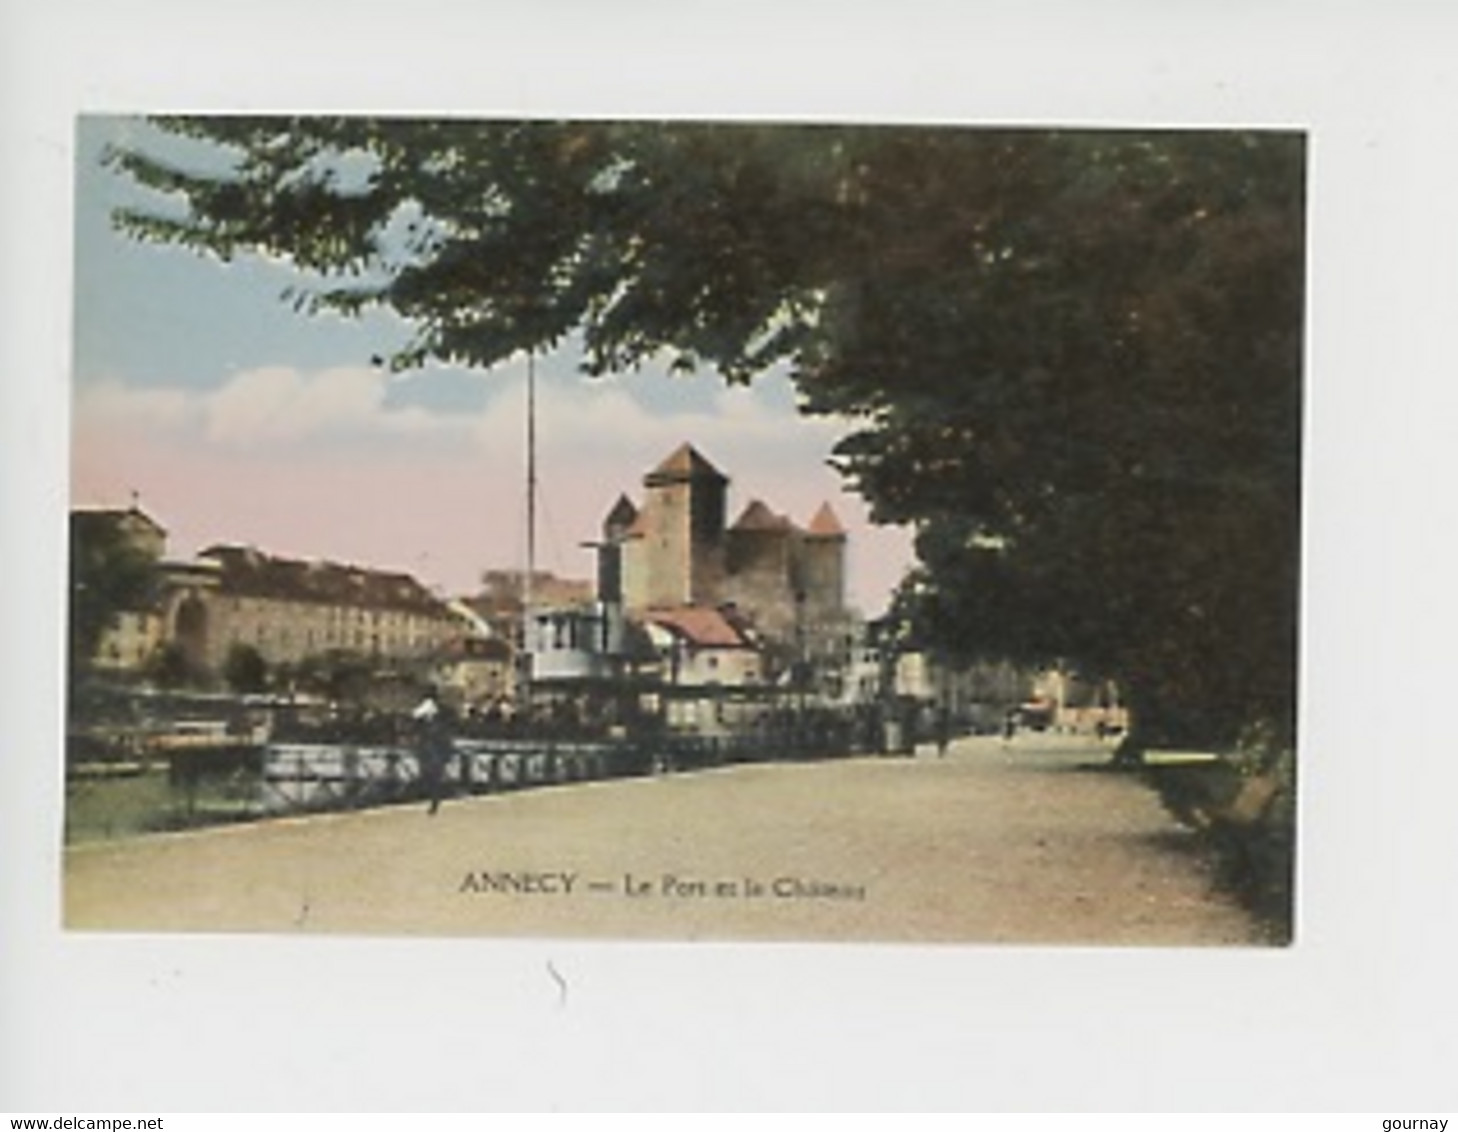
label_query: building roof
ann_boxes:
[443,598,496,639]
[644,442,728,486]
[731,499,794,533]
[806,502,846,537]
[197,544,449,616]
[642,606,756,650]
[603,494,639,534]
[71,505,168,539]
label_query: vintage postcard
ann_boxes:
[63,115,1303,947]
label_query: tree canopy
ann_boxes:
[69,510,158,677]
[223,642,269,695]
[105,118,1304,750]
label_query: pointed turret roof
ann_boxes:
[645,442,728,486]
[603,494,639,535]
[806,502,846,538]
[731,499,793,533]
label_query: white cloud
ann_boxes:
[76,365,462,450]
[78,358,850,469]
[202,364,446,446]
[469,364,844,469]
[74,378,198,435]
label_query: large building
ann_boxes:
[71,505,471,682]
[163,544,464,674]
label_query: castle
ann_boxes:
[596,443,850,654]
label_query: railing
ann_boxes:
[258,721,877,815]
[77,705,912,832]
[260,737,639,813]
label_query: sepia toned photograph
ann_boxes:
[63,115,1304,948]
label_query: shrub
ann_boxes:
[1146,722,1295,941]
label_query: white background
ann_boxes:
[3,0,1456,1112]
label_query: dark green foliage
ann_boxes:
[832,133,1304,753]
[144,642,194,689]
[1145,741,1296,939]
[69,511,158,676]
[106,119,1304,750]
[222,642,268,694]
[290,650,375,704]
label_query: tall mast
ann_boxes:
[522,352,536,713]
[525,351,536,615]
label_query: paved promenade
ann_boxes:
[64,734,1265,946]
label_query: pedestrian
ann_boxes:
[411,686,451,815]
[1002,708,1018,744]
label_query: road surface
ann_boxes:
[64,733,1267,946]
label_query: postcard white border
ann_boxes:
[5,0,1457,1112]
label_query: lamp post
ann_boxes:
[793,588,807,716]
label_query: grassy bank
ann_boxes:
[1141,752,1295,941]
[64,766,260,844]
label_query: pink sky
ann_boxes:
[71,362,916,614]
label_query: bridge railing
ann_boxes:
[257,721,878,815]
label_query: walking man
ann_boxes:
[1002,708,1018,745]
[412,686,451,815]
[934,704,952,758]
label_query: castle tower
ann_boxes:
[722,499,798,639]
[597,494,638,605]
[797,502,848,617]
[636,443,728,609]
